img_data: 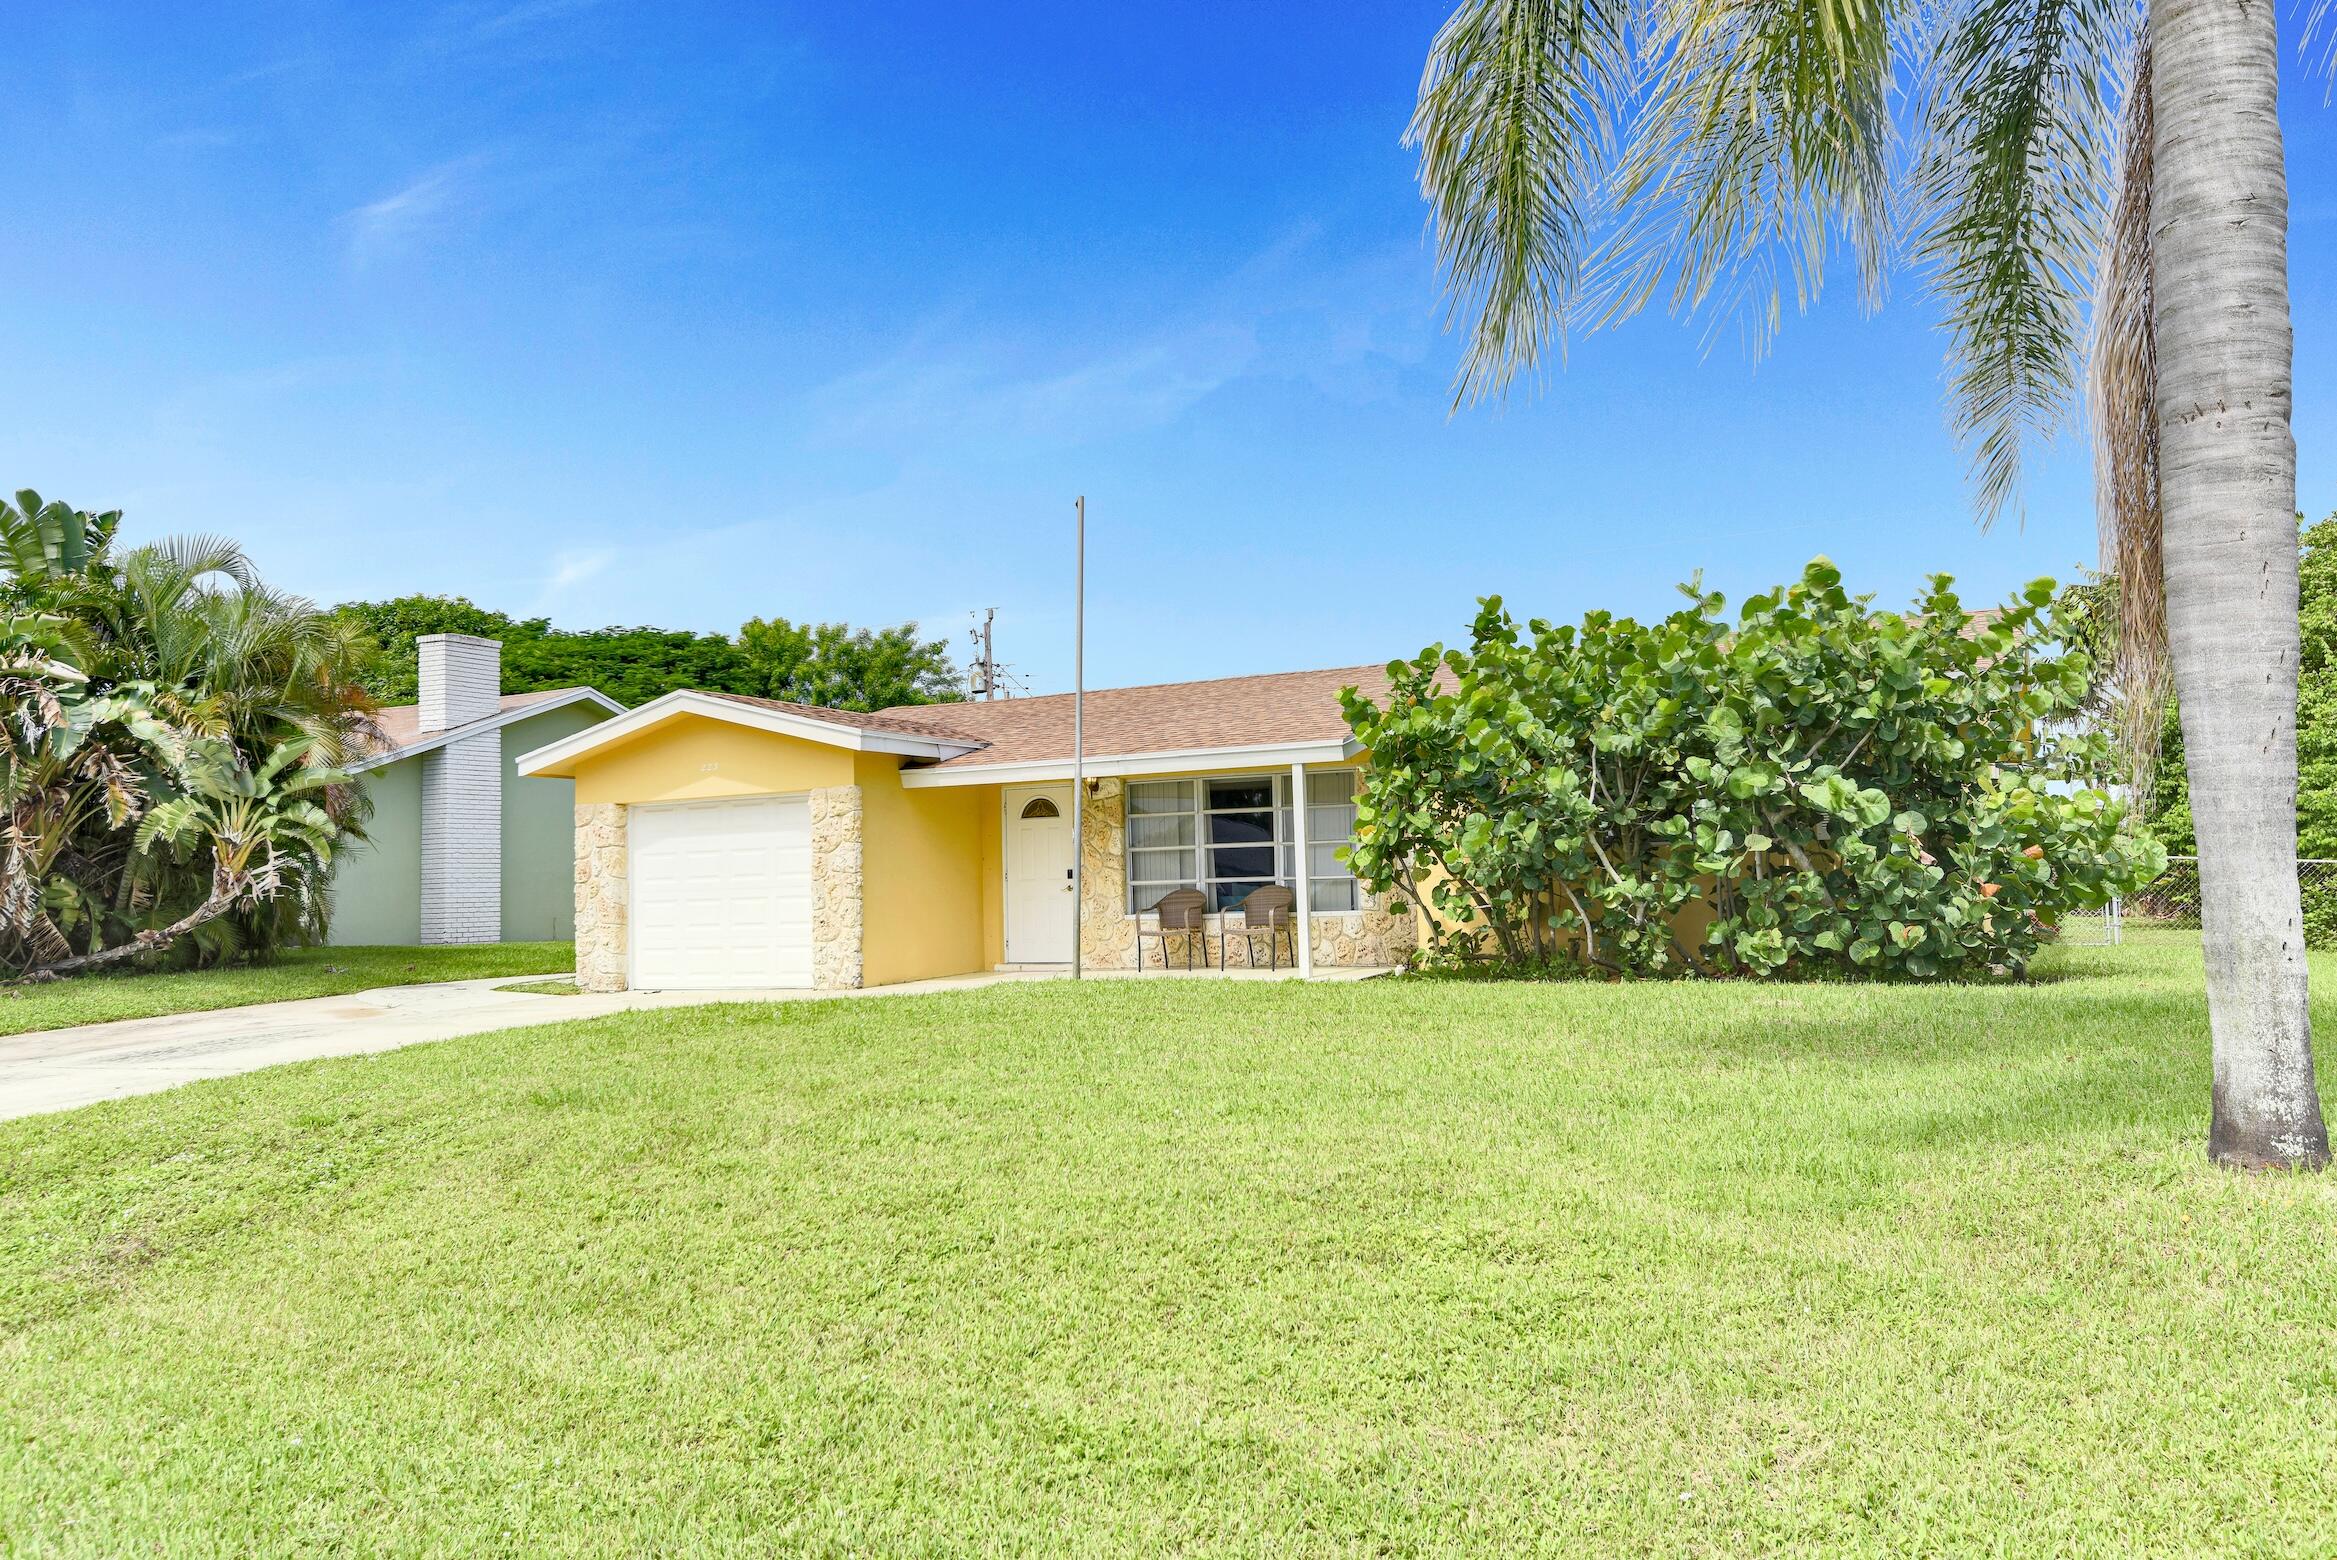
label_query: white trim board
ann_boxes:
[900,739,1356,788]
[351,688,627,775]
[513,690,984,777]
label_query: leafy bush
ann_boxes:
[1341,560,2165,979]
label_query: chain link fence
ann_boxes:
[2060,856,2337,944]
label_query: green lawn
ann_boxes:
[5,941,2336,1555]
[0,943,576,1038]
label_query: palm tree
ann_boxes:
[0,498,377,967]
[1409,0,2327,1166]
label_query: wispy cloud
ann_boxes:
[536,546,616,609]
[473,0,607,38]
[805,228,1435,452]
[812,320,1259,448]
[153,126,244,152]
[342,158,482,265]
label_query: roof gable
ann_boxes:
[513,665,1398,782]
[352,687,624,773]
[873,664,1393,774]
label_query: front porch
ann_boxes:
[985,773,1422,978]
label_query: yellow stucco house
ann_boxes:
[515,666,1420,992]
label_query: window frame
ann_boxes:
[1123,770,1361,914]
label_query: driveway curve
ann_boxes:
[0,971,1021,1123]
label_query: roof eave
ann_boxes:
[898,737,1355,788]
[513,689,984,777]
[349,687,627,774]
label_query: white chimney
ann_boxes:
[417,634,501,732]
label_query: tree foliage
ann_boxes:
[2094,513,2337,863]
[333,597,963,712]
[0,491,366,976]
[1343,560,2164,979]
[733,616,963,710]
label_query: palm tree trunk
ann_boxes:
[2150,0,2330,1168]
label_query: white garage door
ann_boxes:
[628,796,813,990]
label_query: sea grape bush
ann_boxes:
[1340,560,2165,979]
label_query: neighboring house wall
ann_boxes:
[328,699,615,946]
[328,761,424,946]
[499,704,606,942]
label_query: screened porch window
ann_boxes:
[1125,771,1360,913]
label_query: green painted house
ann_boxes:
[329,634,622,945]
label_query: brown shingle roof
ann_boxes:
[869,664,1395,771]
[360,688,604,758]
[699,690,990,743]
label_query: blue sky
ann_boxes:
[3,1,2333,693]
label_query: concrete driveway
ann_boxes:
[0,963,1391,1125]
[0,972,1023,1124]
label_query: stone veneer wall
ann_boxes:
[574,802,628,992]
[809,785,865,990]
[1077,779,1138,970]
[1076,776,1419,971]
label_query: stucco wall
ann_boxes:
[326,760,424,946]
[570,715,854,806]
[855,756,989,987]
[498,702,609,942]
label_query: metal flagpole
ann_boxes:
[1071,496,1086,981]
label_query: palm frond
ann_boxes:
[1586,0,1900,355]
[1407,0,1637,403]
[131,534,259,594]
[1909,0,2137,525]
[2306,0,2335,90]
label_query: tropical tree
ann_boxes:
[0,494,372,968]
[1409,0,2327,1166]
[0,490,118,587]
[333,594,966,712]
[734,616,963,711]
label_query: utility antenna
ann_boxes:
[965,608,1026,700]
[968,608,998,700]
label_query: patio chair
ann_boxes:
[1137,888,1211,971]
[1220,885,1296,972]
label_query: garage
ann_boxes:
[627,796,813,989]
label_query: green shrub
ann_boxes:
[1342,560,2164,980]
[2302,878,2337,952]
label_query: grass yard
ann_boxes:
[5,940,2336,1555]
[0,943,576,1038]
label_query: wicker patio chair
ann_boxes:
[1137,888,1211,971]
[1220,884,1296,972]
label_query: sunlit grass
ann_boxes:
[3,938,2333,1555]
[0,943,576,1037]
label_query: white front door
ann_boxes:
[628,796,814,990]
[1003,785,1076,963]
